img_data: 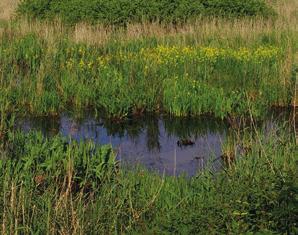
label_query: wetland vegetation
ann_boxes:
[17,0,276,25]
[0,0,297,234]
[0,126,296,234]
[0,33,293,118]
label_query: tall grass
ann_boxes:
[0,0,19,21]
[0,125,296,234]
[0,1,297,234]
[0,1,296,119]
[0,1,295,44]
[0,30,295,118]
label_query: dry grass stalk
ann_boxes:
[0,0,19,21]
[0,0,297,46]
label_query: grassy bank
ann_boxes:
[0,30,295,119]
[0,1,297,234]
[0,126,297,234]
[0,1,296,119]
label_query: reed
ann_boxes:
[0,1,297,233]
[0,1,296,44]
[0,124,296,234]
[0,1,296,119]
[0,29,295,119]
[0,0,19,21]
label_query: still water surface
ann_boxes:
[16,112,288,176]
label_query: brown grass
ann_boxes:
[0,0,19,21]
[0,0,297,46]
[70,0,298,45]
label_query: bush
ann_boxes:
[17,0,276,25]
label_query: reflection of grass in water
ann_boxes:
[163,115,227,139]
[0,1,297,233]
[0,126,296,234]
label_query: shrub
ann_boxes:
[17,0,276,25]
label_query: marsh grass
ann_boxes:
[0,124,296,234]
[0,30,295,118]
[0,1,297,234]
[0,0,19,21]
[0,1,296,119]
[0,0,296,44]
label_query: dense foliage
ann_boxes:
[0,1,296,234]
[17,0,276,25]
[0,129,296,234]
[0,32,293,119]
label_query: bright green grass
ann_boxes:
[0,31,295,119]
[0,126,296,234]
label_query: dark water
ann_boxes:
[16,111,291,176]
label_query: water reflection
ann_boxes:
[18,114,228,176]
[16,110,291,176]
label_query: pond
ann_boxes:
[16,111,290,176]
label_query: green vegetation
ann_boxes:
[17,0,276,25]
[0,31,294,119]
[0,0,297,234]
[0,128,297,234]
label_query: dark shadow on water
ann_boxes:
[16,110,292,176]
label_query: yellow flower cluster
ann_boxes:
[231,47,251,62]
[64,54,111,70]
[140,46,197,64]
[139,45,279,64]
[230,46,279,62]
[116,51,135,61]
[253,46,279,61]
[62,45,280,71]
